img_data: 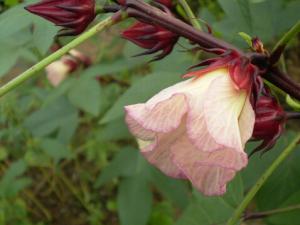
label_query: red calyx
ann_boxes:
[185,50,258,92]
[25,0,96,36]
[251,93,286,155]
[122,22,179,61]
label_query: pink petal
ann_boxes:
[125,93,188,135]
[203,74,248,151]
[125,110,156,140]
[171,135,247,196]
[184,69,229,151]
[139,123,186,178]
[186,99,223,152]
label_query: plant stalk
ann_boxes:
[270,21,300,64]
[226,133,300,225]
[121,0,300,101]
[244,204,300,221]
[178,0,202,30]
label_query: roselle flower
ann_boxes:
[252,94,286,154]
[25,0,96,36]
[122,22,179,61]
[125,68,255,196]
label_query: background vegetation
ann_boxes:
[0,0,299,224]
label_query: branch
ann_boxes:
[121,0,300,101]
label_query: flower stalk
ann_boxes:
[226,133,300,225]
[0,13,126,97]
[118,0,300,101]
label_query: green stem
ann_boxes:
[226,133,300,225]
[23,190,52,221]
[272,20,300,54]
[59,171,91,212]
[178,0,202,30]
[0,14,126,98]
[244,204,300,221]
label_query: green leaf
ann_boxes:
[99,118,131,141]
[176,175,244,225]
[254,132,300,218]
[243,132,296,189]
[68,77,101,116]
[0,160,31,198]
[24,97,79,142]
[215,0,300,45]
[0,42,21,77]
[81,58,143,78]
[100,72,182,124]
[117,176,153,225]
[238,32,253,47]
[32,17,58,55]
[150,169,190,209]
[94,147,140,187]
[0,4,33,39]
[266,190,300,225]
[40,138,72,164]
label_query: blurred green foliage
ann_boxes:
[0,0,299,225]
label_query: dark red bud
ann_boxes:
[154,0,173,8]
[251,94,286,155]
[25,0,96,36]
[122,22,179,61]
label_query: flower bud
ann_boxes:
[122,22,179,61]
[46,56,78,86]
[252,94,286,154]
[25,0,96,36]
[252,37,266,54]
[155,0,173,8]
[46,49,91,86]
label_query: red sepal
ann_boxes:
[185,50,258,92]
[122,22,179,61]
[251,92,286,155]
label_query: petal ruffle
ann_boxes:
[125,93,188,135]
[139,123,186,178]
[171,135,247,196]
